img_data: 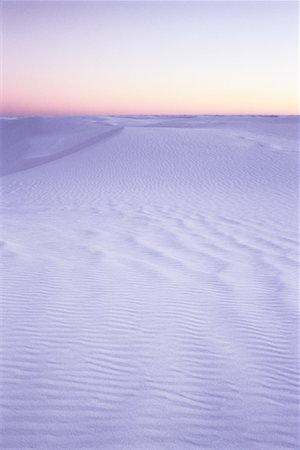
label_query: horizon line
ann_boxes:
[1,113,299,118]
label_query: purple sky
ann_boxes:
[2,1,299,115]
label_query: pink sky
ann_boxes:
[2,1,299,115]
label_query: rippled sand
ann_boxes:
[1,115,299,449]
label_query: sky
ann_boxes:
[1,1,299,115]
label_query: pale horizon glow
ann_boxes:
[2,1,299,116]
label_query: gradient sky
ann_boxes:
[1,1,299,115]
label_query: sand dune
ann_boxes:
[1,116,299,449]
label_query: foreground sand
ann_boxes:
[1,116,299,449]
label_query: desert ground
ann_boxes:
[1,115,299,449]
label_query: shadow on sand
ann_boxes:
[0,117,123,176]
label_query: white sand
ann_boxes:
[1,115,299,449]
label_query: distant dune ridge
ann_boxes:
[1,116,299,449]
